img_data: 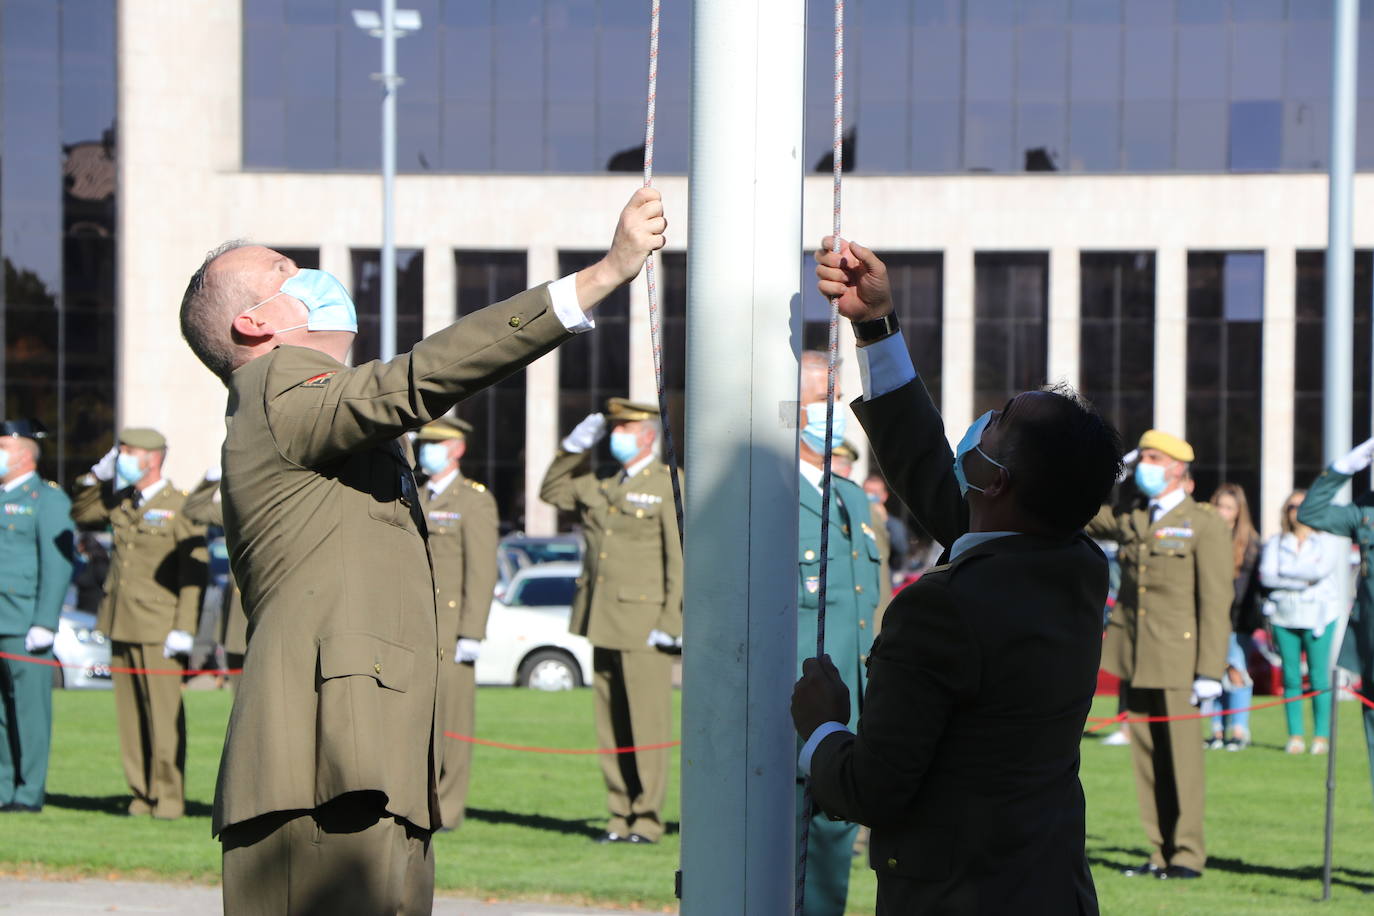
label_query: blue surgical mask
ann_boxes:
[609,431,641,465]
[0,450,9,477]
[800,401,846,455]
[116,453,146,489]
[866,492,880,504]
[1135,462,1168,498]
[418,442,450,477]
[247,269,358,334]
[953,411,1007,497]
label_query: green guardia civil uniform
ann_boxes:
[540,399,683,843]
[417,419,500,830]
[0,469,74,810]
[71,431,207,820]
[796,467,881,916]
[181,475,247,686]
[1298,465,1374,802]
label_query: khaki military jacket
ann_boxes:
[212,284,568,836]
[540,453,683,650]
[71,479,206,644]
[1086,495,1232,689]
[181,477,247,655]
[424,473,499,643]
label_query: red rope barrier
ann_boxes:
[0,649,241,677]
[1345,685,1374,710]
[1086,688,1330,729]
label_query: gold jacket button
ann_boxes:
[886,857,898,869]
[448,600,457,608]
[374,662,382,674]
[859,619,866,629]
[600,552,608,559]
[854,585,863,593]
[508,316,522,328]
[804,549,816,561]
[1183,632,1192,639]
[439,647,445,659]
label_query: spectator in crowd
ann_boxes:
[1203,483,1263,751]
[863,473,910,575]
[1261,489,1345,756]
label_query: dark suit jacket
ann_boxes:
[807,377,1102,915]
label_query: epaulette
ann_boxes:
[1197,502,1216,514]
[466,479,487,492]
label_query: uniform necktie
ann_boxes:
[1149,502,1161,525]
[131,489,143,510]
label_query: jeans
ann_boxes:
[1272,624,1336,738]
[1205,632,1254,735]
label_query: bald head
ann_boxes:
[180,240,254,381]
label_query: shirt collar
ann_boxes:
[137,478,169,502]
[1150,487,1187,518]
[798,459,825,494]
[949,531,1017,561]
[427,469,459,496]
[2,471,36,493]
[623,453,656,481]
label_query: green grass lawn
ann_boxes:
[3,689,1374,913]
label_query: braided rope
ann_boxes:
[642,0,684,541]
[798,5,844,913]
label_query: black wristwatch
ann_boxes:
[851,312,900,344]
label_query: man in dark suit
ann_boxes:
[792,238,1122,916]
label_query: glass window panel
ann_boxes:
[1177,0,1227,25]
[1285,22,1330,98]
[974,253,1048,416]
[443,20,493,102]
[1018,27,1068,102]
[339,95,382,170]
[493,107,544,173]
[271,247,321,270]
[245,0,285,25]
[546,102,597,171]
[557,251,630,438]
[1231,25,1285,100]
[1124,0,1173,26]
[1122,100,1172,170]
[1069,101,1119,170]
[493,1,544,102]
[965,28,1015,101]
[887,253,944,407]
[283,25,336,100]
[1229,100,1283,170]
[244,25,285,101]
[398,98,442,171]
[1070,0,1121,25]
[911,101,961,171]
[1123,26,1173,100]
[599,25,644,102]
[1177,26,1228,101]
[964,102,1014,171]
[1282,99,1329,170]
[859,15,909,103]
[1290,0,1334,20]
[284,0,337,26]
[350,249,425,364]
[1021,0,1069,24]
[967,0,1017,24]
[653,100,690,173]
[244,98,287,167]
[1360,22,1374,98]
[914,0,962,26]
[598,101,645,172]
[1176,100,1227,170]
[441,101,492,170]
[1232,0,1285,22]
[857,101,910,172]
[1070,27,1121,101]
[547,20,596,102]
[1223,253,1265,322]
[912,28,962,101]
[1357,100,1374,169]
[1017,102,1066,171]
[283,97,338,169]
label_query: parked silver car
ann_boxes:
[52,606,112,689]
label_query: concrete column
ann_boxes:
[1047,246,1080,389]
[1261,246,1297,539]
[422,242,455,336]
[628,251,658,403]
[1154,246,1188,436]
[942,246,976,440]
[524,245,561,536]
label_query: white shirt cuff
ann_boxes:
[857,331,916,400]
[798,721,852,777]
[548,274,594,333]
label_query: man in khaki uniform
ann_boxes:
[1085,429,1232,879]
[177,188,664,913]
[541,398,683,844]
[414,418,499,831]
[181,470,247,689]
[71,428,207,820]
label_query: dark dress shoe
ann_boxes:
[595,831,626,844]
[1157,865,1202,880]
[625,833,656,845]
[1121,862,1161,877]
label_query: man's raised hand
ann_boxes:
[577,188,668,311]
[815,236,893,324]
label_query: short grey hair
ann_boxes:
[180,239,252,382]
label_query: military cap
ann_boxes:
[416,418,473,441]
[1138,429,1194,464]
[119,427,167,450]
[833,440,860,462]
[0,419,48,439]
[605,398,660,422]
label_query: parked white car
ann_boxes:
[52,606,112,690]
[476,562,592,691]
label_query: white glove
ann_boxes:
[561,413,607,454]
[24,626,55,653]
[1117,449,1139,483]
[162,629,195,658]
[91,446,119,482]
[647,629,679,649]
[204,465,222,483]
[1190,677,1223,706]
[455,638,482,663]
[1332,437,1374,475]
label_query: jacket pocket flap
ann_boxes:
[319,632,414,692]
[616,585,664,603]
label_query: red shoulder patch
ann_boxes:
[300,371,337,388]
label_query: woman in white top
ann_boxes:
[1259,489,1346,755]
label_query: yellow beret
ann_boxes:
[605,398,660,422]
[119,427,166,450]
[1138,429,1194,463]
[416,418,472,441]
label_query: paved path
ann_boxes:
[0,877,668,915]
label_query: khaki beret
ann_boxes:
[605,398,660,422]
[416,418,473,441]
[832,440,860,462]
[1138,429,1194,464]
[119,427,166,450]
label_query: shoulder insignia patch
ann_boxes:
[300,371,337,388]
[466,480,487,492]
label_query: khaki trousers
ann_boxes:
[221,792,434,916]
[437,659,476,829]
[593,646,672,841]
[111,641,185,818]
[1125,684,1206,872]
